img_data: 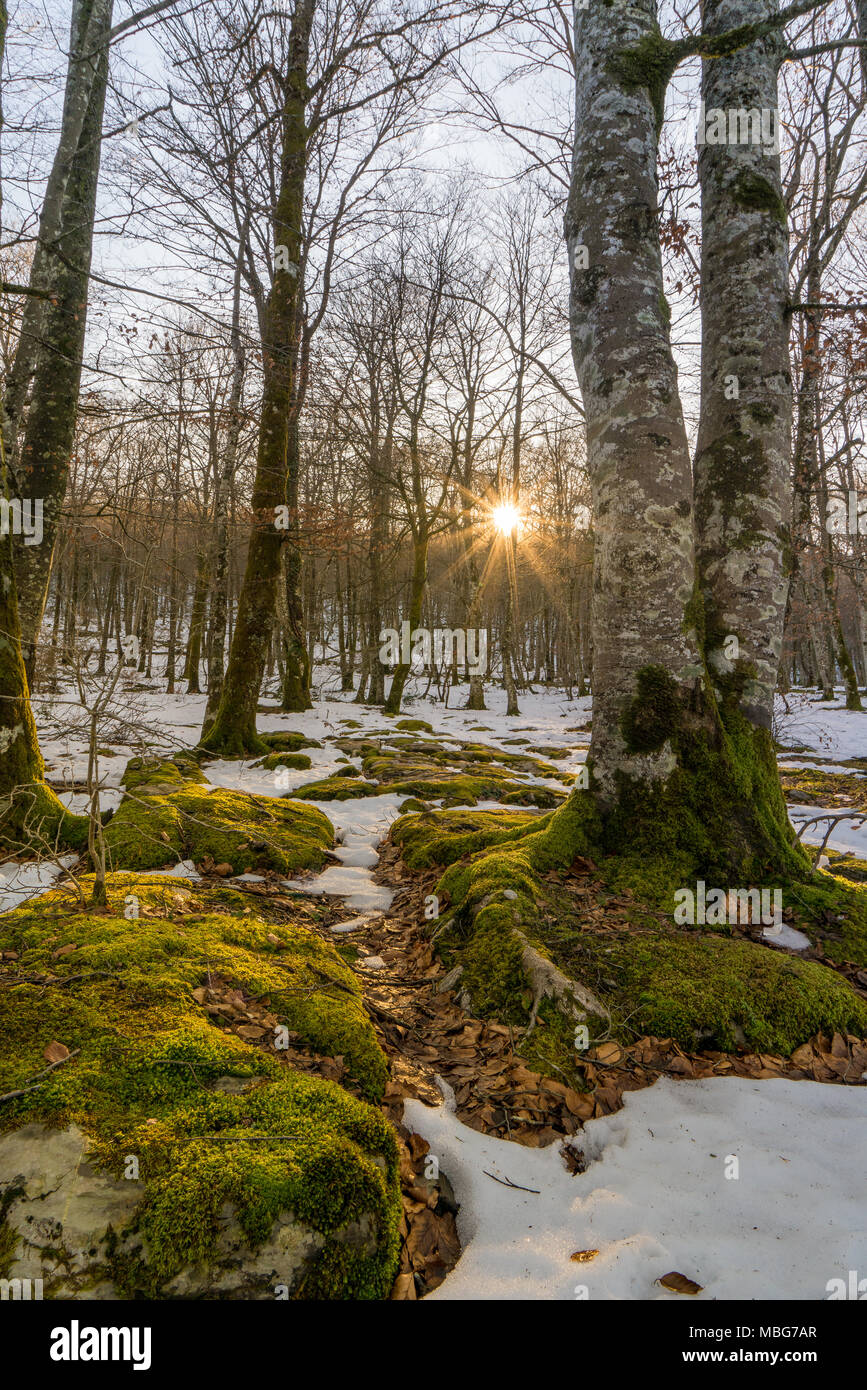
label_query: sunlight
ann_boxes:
[492,502,520,536]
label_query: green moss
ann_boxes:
[106,773,333,876]
[0,874,398,1297]
[392,808,543,870]
[785,877,867,969]
[261,731,322,752]
[121,754,206,796]
[822,852,867,885]
[729,169,786,226]
[104,794,187,870]
[94,1076,400,1297]
[396,718,434,733]
[606,29,677,132]
[0,874,387,1104]
[778,766,867,810]
[0,781,89,857]
[294,777,381,801]
[460,916,528,1022]
[609,679,810,900]
[620,664,683,755]
[550,928,867,1055]
[255,752,313,771]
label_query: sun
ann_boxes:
[492,502,520,536]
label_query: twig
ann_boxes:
[0,1047,81,1102]
[483,1170,540,1194]
[174,1134,301,1143]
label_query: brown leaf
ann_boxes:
[658,1271,703,1296]
[570,1249,599,1263]
[43,1040,70,1065]
[52,944,77,958]
[390,1272,417,1300]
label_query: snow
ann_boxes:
[6,673,867,1301]
[762,922,811,951]
[114,859,202,881]
[788,804,867,859]
[775,690,866,762]
[406,1075,867,1300]
[0,856,79,914]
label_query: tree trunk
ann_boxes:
[184,549,209,695]
[384,527,427,715]
[11,0,113,681]
[280,409,312,711]
[202,0,314,753]
[0,1,82,853]
[562,0,804,883]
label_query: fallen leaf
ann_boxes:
[43,1040,70,1065]
[570,1249,599,1263]
[658,1271,703,1296]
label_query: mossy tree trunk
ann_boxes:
[563,0,807,884]
[0,0,82,854]
[202,232,246,737]
[280,411,312,712]
[184,548,209,695]
[694,0,791,729]
[202,0,314,755]
[384,525,428,715]
[10,0,113,682]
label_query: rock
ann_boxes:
[436,965,464,994]
[0,1124,382,1300]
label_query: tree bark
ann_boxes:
[202,0,314,753]
[12,0,113,680]
[563,0,804,882]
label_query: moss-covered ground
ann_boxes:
[291,735,569,808]
[104,755,333,875]
[0,873,399,1297]
[390,763,867,1073]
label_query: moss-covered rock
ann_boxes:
[106,761,333,876]
[121,754,207,797]
[778,765,867,810]
[293,777,382,802]
[0,875,398,1299]
[261,732,322,753]
[255,752,314,772]
[392,807,544,870]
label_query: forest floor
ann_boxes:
[4,673,867,1299]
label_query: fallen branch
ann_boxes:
[483,1170,540,1194]
[0,1047,81,1102]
